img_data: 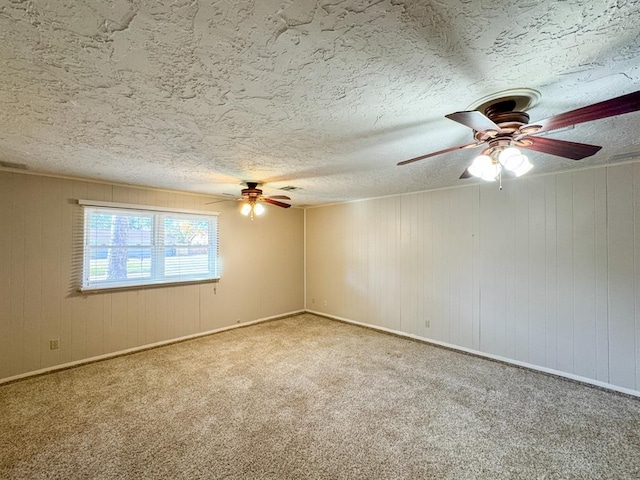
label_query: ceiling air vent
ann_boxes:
[609,150,640,162]
[279,186,301,191]
[0,160,28,170]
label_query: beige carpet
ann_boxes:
[1,313,639,479]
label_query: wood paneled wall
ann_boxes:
[0,171,304,381]
[306,163,640,393]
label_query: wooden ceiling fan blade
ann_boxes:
[459,169,472,179]
[532,90,640,134]
[205,192,240,205]
[445,111,500,132]
[263,198,291,208]
[398,142,482,166]
[520,136,602,160]
[266,195,291,200]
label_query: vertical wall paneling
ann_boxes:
[479,185,500,354]
[378,199,388,328]
[0,172,304,381]
[0,174,9,378]
[7,161,640,393]
[356,201,368,322]
[343,202,357,321]
[400,195,416,335]
[10,174,27,374]
[501,184,515,358]
[635,164,640,390]
[572,170,598,379]
[367,200,379,326]
[431,191,443,341]
[471,186,481,351]
[594,169,609,383]
[305,161,640,393]
[371,200,382,326]
[556,173,574,373]
[399,188,477,346]
[40,178,63,369]
[461,187,476,349]
[448,190,461,345]
[71,181,88,362]
[607,164,636,389]
[422,192,434,339]
[306,206,331,315]
[415,193,426,338]
[59,179,74,365]
[376,200,387,327]
[513,179,530,362]
[544,175,558,370]
[390,197,402,331]
[501,184,517,360]
[334,205,349,319]
[23,175,43,372]
[441,191,451,343]
[528,176,547,367]
[0,174,15,378]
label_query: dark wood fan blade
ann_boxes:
[532,90,640,134]
[262,198,291,208]
[397,142,482,166]
[459,169,472,179]
[519,136,602,160]
[445,111,500,132]
[266,195,291,200]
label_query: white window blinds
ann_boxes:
[79,201,219,291]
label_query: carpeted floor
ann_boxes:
[1,313,639,479]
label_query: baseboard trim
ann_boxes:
[0,310,305,385]
[306,309,640,399]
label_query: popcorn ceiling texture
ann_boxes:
[0,0,639,204]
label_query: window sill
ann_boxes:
[78,277,220,294]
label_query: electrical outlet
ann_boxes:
[49,339,60,350]
[424,320,430,328]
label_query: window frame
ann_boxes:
[78,200,220,292]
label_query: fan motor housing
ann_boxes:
[242,181,263,197]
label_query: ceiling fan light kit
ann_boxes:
[398,89,640,188]
[468,145,534,183]
[236,182,291,220]
[205,181,293,219]
[241,200,266,220]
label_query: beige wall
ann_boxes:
[0,171,304,381]
[6,163,640,394]
[306,162,640,395]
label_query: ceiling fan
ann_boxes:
[398,89,640,183]
[210,182,291,219]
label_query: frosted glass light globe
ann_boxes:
[468,155,492,178]
[498,147,526,171]
[254,203,265,216]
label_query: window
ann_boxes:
[80,201,219,291]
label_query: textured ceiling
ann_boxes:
[1,0,639,206]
